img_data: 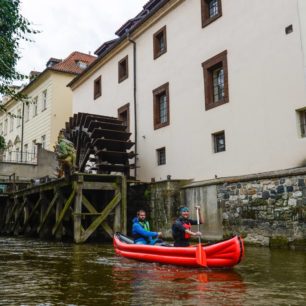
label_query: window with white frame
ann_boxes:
[42,90,47,111]
[17,109,21,127]
[33,96,38,116]
[41,135,46,149]
[32,140,36,155]
[25,103,30,121]
[4,119,8,135]
[9,116,14,132]
[24,144,28,161]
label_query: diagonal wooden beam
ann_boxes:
[101,221,114,238]
[82,194,97,214]
[12,197,28,233]
[4,198,19,233]
[52,187,76,236]
[22,196,42,232]
[37,192,59,234]
[79,191,121,243]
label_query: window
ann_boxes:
[33,97,38,116]
[9,116,13,132]
[32,140,36,157]
[201,0,222,28]
[42,90,47,110]
[285,25,293,35]
[4,119,8,135]
[17,109,21,127]
[157,147,166,165]
[25,103,30,121]
[213,131,226,153]
[94,76,102,99]
[118,56,128,83]
[202,50,229,110]
[24,144,28,161]
[76,60,88,69]
[0,123,2,135]
[298,109,306,137]
[118,103,130,132]
[153,26,167,59]
[153,82,170,130]
[41,135,46,149]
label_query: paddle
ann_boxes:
[195,206,207,267]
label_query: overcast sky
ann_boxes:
[17,0,148,75]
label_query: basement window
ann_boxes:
[118,56,128,83]
[297,109,306,137]
[94,76,102,100]
[201,0,222,28]
[157,147,166,165]
[213,131,226,153]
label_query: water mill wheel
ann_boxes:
[63,112,136,178]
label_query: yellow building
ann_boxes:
[0,51,96,162]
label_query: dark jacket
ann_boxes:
[172,217,197,247]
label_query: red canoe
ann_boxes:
[113,233,244,268]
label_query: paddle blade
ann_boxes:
[196,244,207,267]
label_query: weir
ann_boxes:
[0,173,127,243]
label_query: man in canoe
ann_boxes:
[132,209,162,245]
[172,206,203,247]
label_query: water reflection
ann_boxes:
[111,263,245,305]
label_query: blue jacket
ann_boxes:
[132,217,158,244]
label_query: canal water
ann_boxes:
[0,237,305,306]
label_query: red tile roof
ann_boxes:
[50,51,96,74]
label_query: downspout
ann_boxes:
[126,30,138,179]
[20,102,25,162]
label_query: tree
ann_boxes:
[0,0,38,112]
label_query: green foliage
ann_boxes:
[0,0,38,110]
[0,135,6,150]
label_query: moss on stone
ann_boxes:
[270,236,289,248]
[251,198,267,206]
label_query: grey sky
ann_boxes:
[18,0,148,75]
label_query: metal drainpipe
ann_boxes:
[127,31,138,179]
[20,102,25,162]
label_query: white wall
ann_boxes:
[72,0,306,182]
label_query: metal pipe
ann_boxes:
[127,31,138,179]
[20,102,25,162]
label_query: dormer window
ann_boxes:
[153,26,167,59]
[76,60,88,69]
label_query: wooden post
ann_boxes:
[121,175,127,235]
[74,175,83,243]
[39,194,49,239]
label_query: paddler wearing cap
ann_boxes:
[172,206,204,247]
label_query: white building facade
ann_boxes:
[70,0,306,182]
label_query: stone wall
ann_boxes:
[130,168,306,249]
[0,144,57,181]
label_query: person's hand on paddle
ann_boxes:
[157,232,163,237]
[195,205,201,210]
[195,231,202,237]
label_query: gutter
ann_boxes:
[126,30,138,179]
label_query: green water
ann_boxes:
[0,237,305,305]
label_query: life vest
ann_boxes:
[183,222,191,239]
[133,220,150,241]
